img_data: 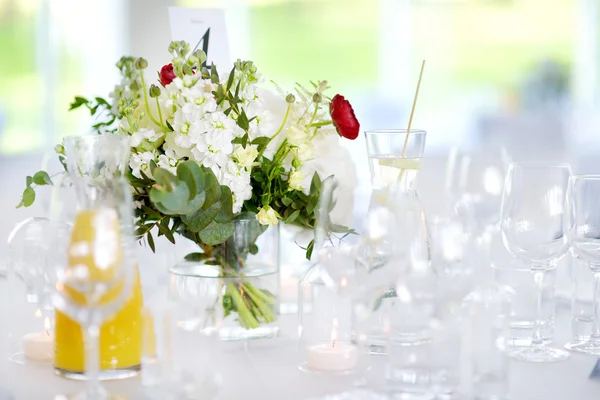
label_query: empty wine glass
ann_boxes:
[48,135,137,399]
[446,146,510,236]
[500,162,571,362]
[565,175,600,355]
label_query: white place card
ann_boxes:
[168,7,231,69]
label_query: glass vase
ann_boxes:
[362,129,431,354]
[169,216,280,341]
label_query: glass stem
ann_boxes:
[84,322,103,398]
[531,268,546,347]
[590,270,600,343]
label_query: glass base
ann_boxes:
[219,325,280,341]
[307,389,388,400]
[507,345,569,363]
[298,362,359,376]
[54,365,140,381]
[565,340,600,355]
[54,391,129,400]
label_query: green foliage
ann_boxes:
[17,170,53,208]
[69,96,117,134]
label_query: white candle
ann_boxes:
[23,317,53,362]
[306,342,358,371]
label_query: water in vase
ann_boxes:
[368,155,422,191]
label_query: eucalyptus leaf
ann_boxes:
[182,201,222,233]
[33,171,52,185]
[215,185,233,223]
[199,220,235,245]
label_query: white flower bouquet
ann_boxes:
[20,41,360,330]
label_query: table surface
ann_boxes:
[1,271,600,400]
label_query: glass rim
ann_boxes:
[364,129,426,136]
[570,174,600,181]
[508,161,571,170]
[63,134,130,145]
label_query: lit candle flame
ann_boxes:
[44,317,51,336]
[35,308,42,318]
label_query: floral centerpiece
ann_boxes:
[19,40,359,333]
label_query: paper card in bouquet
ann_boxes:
[168,7,231,68]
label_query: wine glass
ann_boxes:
[500,162,571,362]
[48,135,137,399]
[446,146,510,236]
[565,175,600,355]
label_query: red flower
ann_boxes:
[159,63,176,87]
[330,94,360,140]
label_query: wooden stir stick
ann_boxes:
[397,60,426,183]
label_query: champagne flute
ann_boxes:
[565,175,600,355]
[500,162,571,362]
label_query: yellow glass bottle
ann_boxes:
[53,209,143,379]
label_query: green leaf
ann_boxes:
[216,185,233,223]
[33,171,52,185]
[69,96,89,111]
[142,206,162,220]
[182,201,222,232]
[251,137,270,146]
[232,137,244,145]
[305,240,315,260]
[26,176,33,187]
[158,218,176,243]
[237,109,250,131]
[310,172,322,196]
[281,197,293,207]
[184,252,211,262]
[199,221,235,245]
[166,120,174,131]
[210,63,220,84]
[226,65,236,91]
[249,243,259,255]
[201,168,221,210]
[149,169,191,215]
[147,231,156,252]
[149,160,157,175]
[307,194,318,215]
[285,210,300,224]
[19,187,35,208]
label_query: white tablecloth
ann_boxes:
[1,275,600,400]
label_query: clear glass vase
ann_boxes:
[362,130,432,354]
[169,217,280,341]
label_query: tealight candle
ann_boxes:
[306,342,358,371]
[23,317,53,362]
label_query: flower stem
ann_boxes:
[271,103,292,140]
[227,283,259,329]
[309,120,332,128]
[155,97,165,130]
[139,73,163,129]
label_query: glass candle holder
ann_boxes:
[7,217,54,364]
[298,247,361,374]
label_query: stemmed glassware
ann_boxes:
[446,146,510,235]
[565,175,600,355]
[500,162,571,362]
[48,135,137,399]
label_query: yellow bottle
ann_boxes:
[53,209,143,375]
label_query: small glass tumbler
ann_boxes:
[365,129,426,191]
[492,262,556,347]
[565,254,594,350]
[6,217,54,365]
[298,247,361,375]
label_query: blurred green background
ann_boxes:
[0,0,581,153]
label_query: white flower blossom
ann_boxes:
[256,206,279,227]
[130,151,156,179]
[233,145,259,168]
[157,149,179,175]
[288,170,305,191]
